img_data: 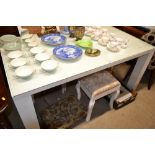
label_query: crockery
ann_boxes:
[35,52,51,62]
[0,34,17,43]
[10,58,27,68]
[28,41,39,47]
[41,33,66,46]
[21,34,33,40]
[75,39,93,48]
[30,46,45,55]
[7,50,23,59]
[41,60,58,72]
[15,65,34,78]
[53,45,83,60]
[3,42,21,51]
[107,41,120,52]
[85,48,101,57]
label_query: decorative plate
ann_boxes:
[53,45,83,60]
[41,33,66,46]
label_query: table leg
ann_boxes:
[13,95,40,129]
[127,51,154,90]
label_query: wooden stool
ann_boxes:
[76,71,121,122]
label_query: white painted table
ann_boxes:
[1,27,155,128]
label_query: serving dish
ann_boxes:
[15,65,34,78]
[85,48,101,57]
[53,45,83,60]
[41,60,58,72]
[10,58,27,68]
[21,34,33,40]
[7,51,23,59]
[3,42,21,51]
[41,33,66,46]
[35,52,51,62]
[75,40,93,48]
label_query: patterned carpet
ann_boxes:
[40,95,87,129]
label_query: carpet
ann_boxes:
[40,95,87,129]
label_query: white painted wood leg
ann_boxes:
[109,89,120,109]
[13,95,40,129]
[62,84,66,94]
[76,81,81,100]
[127,52,154,90]
[86,98,95,122]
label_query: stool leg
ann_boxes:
[86,98,95,122]
[109,89,120,109]
[62,84,66,94]
[76,81,81,100]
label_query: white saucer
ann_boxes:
[30,46,45,55]
[28,41,39,47]
[10,58,27,68]
[35,52,51,62]
[21,34,33,40]
[15,65,34,78]
[7,50,23,59]
[41,60,58,72]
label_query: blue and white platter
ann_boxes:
[53,45,83,60]
[41,33,66,46]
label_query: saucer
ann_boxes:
[30,47,45,55]
[10,58,27,68]
[35,52,51,62]
[21,34,33,40]
[41,60,58,72]
[28,41,39,47]
[7,51,23,59]
[15,65,34,78]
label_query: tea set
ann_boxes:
[1,26,129,79]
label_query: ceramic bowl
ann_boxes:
[0,34,17,43]
[7,50,23,59]
[30,47,45,55]
[15,65,34,78]
[10,58,27,68]
[35,52,51,62]
[41,60,58,72]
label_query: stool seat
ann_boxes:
[80,71,120,97]
[76,70,121,122]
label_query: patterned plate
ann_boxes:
[41,33,66,46]
[53,45,83,60]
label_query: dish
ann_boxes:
[3,42,21,51]
[0,34,17,43]
[75,40,93,48]
[30,47,45,55]
[21,34,33,40]
[41,60,58,72]
[10,58,27,68]
[7,51,23,59]
[35,52,51,62]
[41,33,66,46]
[53,45,83,60]
[28,41,39,47]
[15,65,34,78]
[85,48,101,57]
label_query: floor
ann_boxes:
[7,70,155,129]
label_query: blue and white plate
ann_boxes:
[53,45,83,60]
[41,33,66,46]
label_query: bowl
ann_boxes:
[41,60,58,72]
[7,50,23,59]
[35,52,51,62]
[15,65,34,78]
[10,58,27,68]
[0,34,18,43]
[75,40,93,48]
[30,47,45,55]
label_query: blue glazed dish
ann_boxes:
[41,33,66,46]
[53,45,83,60]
